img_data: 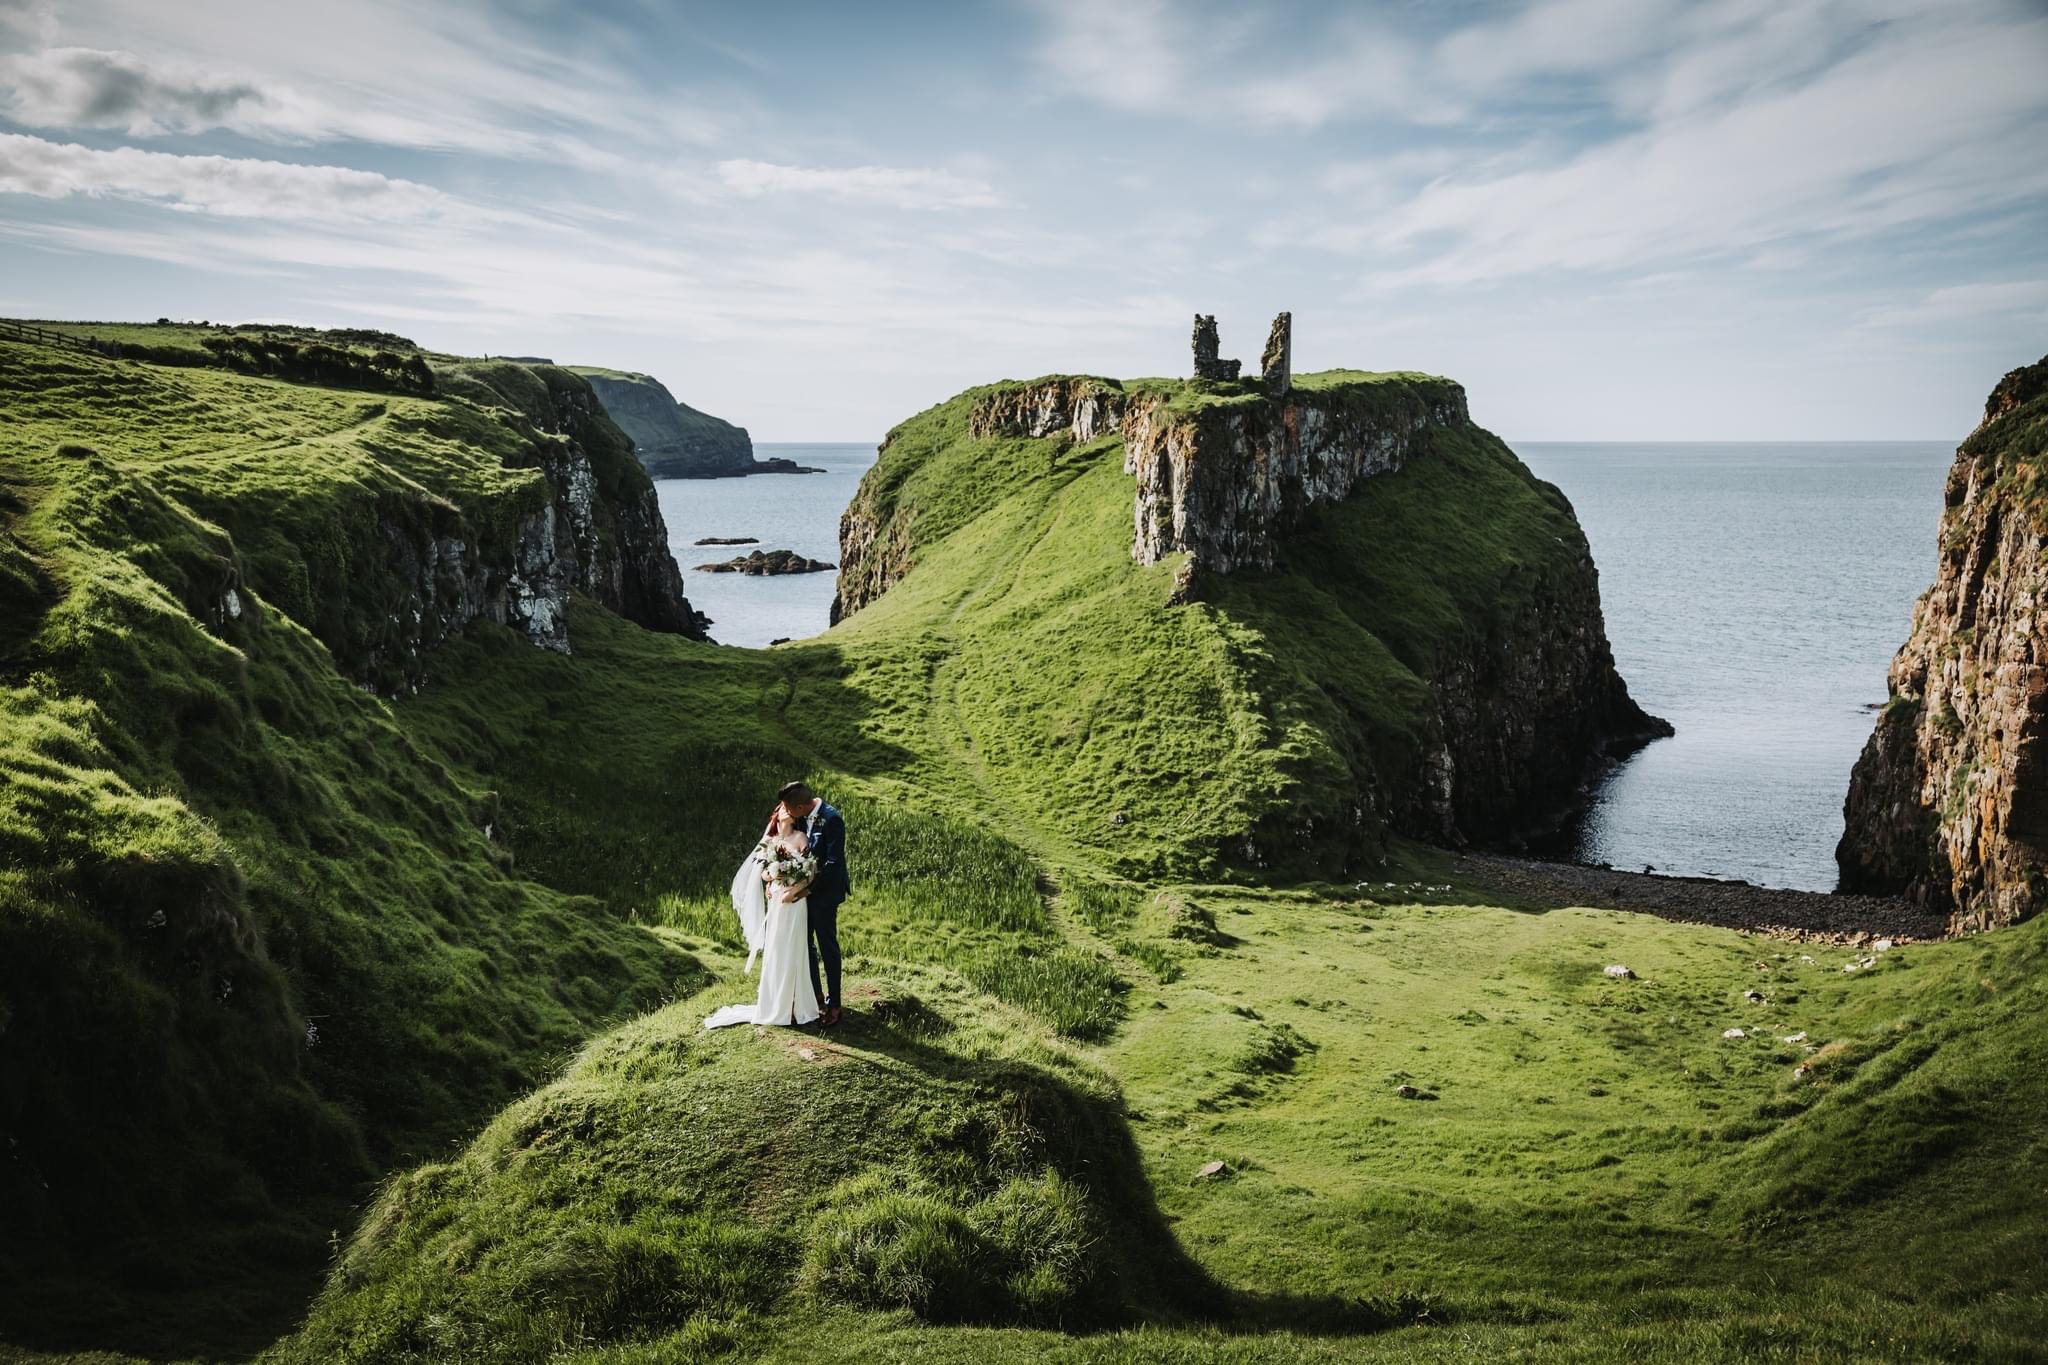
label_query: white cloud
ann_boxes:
[714,159,1000,210]
[0,133,453,220]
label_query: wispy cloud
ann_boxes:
[0,132,453,220]
[1357,11,2048,286]
[713,159,1000,210]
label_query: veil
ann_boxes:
[729,846,767,973]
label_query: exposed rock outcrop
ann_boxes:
[694,548,835,575]
[569,367,761,478]
[1123,376,1470,573]
[339,361,705,689]
[834,377,1129,623]
[967,376,1128,442]
[1839,353,2048,933]
[1406,538,1671,847]
[831,496,920,626]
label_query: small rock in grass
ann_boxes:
[1395,1084,1421,1099]
[797,1047,818,1062]
[1843,962,1860,973]
[1782,1031,1808,1044]
[1794,1063,1812,1078]
[1744,990,1766,1003]
[1873,938,1894,952]
[1195,1160,1231,1180]
[1604,964,1635,979]
[1723,1027,1747,1040]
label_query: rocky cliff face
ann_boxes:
[966,375,1129,442]
[572,368,758,478]
[1400,529,1669,847]
[341,361,705,690]
[1121,378,1469,573]
[1839,354,2048,933]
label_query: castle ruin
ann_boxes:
[1260,312,1291,396]
[1191,314,1239,381]
[1191,312,1291,395]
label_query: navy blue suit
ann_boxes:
[801,800,850,1009]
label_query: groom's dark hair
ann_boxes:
[776,781,815,807]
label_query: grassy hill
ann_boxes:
[1,328,2042,1362]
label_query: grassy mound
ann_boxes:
[272,972,1211,1362]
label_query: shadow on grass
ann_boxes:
[826,991,1446,1342]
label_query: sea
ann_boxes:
[657,438,1955,894]
[656,443,878,650]
[1514,441,1953,892]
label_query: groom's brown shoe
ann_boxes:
[822,1005,843,1027]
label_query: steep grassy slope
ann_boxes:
[0,342,703,1355]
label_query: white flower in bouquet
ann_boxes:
[756,836,818,888]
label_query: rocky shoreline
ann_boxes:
[1448,851,1947,943]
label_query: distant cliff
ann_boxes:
[834,370,1667,863]
[569,367,766,478]
[1839,353,2048,933]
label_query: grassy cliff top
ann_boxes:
[565,363,660,384]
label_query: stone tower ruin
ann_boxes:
[1191,314,1241,381]
[1191,312,1291,391]
[1261,312,1291,396]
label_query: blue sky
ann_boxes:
[0,0,2043,441]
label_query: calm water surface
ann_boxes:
[1514,441,1952,891]
[655,443,877,649]
[660,437,1954,893]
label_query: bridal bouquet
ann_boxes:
[756,837,817,889]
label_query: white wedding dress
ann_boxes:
[703,845,820,1029]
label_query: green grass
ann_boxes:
[0,341,697,1357]
[4,330,2045,1363]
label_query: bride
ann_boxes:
[703,804,822,1029]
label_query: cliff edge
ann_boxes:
[1839,353,2048,933]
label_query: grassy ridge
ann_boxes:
[0,342,699,1355]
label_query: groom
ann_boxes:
[777,781,849,1027]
